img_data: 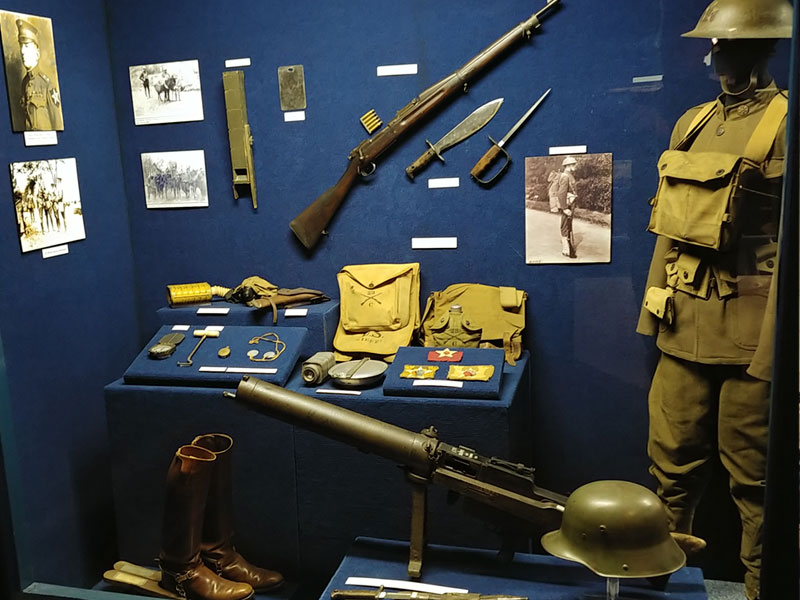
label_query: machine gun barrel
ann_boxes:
[234,375,436,475]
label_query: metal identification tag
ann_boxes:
[277,65,306,111]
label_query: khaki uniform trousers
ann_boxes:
[647,352,769,599]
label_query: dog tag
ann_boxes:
[277,65,306,111]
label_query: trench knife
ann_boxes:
[405,97,503,180]
[470,88,551,185]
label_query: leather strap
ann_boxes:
[675,101,717,151]
[743,94,788,163]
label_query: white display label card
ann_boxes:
[199,366,227,373]
[226,367,277,374]
[284,111,306,122]
[549,145,587,155]
[427,177,460,189]
[376,63,418,77]
[24,131,58,146]
[205,325,225,332]
[344,577,468,594]
[284,308,308,317]
[411,237,458,250]
[196,307,230,315]
[317,388,362,396]
[225,57,251,68]
[41,244,68,259]
[412,379,463,389]
[632,74,663,83]
[172,324,191,331]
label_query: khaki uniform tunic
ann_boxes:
[637,83,786,381]
[21,68,62,131]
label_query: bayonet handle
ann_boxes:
[405,141,443,180]
[470,137,510,185]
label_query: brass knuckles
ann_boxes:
[247,332,286,362]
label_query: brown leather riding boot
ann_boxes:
[158,444,254,600]
[192,433,285,592]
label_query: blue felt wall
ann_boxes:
[0,0,139,589]
[103,0,792,583]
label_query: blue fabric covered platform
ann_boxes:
[322,537,708,600]
[383,347,505,399]
[123,325,308,387]
[156,301,339,356]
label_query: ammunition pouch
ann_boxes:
[643,286,675,325]
[333,262,420,362]
[419,283,526,365]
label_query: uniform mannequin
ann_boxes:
[636,2,793,599]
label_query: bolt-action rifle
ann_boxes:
[227,376,567,578]
[289,0,561,250]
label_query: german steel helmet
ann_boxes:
[562,156,577,166]
[541,480,686,578]
[683,0,794,39]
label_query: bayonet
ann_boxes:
[405,98,504,180]
[470,89,551,185]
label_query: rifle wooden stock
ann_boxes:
[289,0,561,249]
[290,160,361,250]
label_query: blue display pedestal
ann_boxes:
[285,353,535,576]
[104,380,300,577]
[156,301,339,356]
[106,352,532,581]
[321,537,708,600]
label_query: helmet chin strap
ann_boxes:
[720,63,762,97]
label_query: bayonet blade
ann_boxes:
[497,88,550,148]
[405,97,504,179]
[433,97,504,154]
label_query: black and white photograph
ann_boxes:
[524,153,612,264]
[129,59,203,125]
[141,150,208,209]
[10,158,85,253]
[0,10,64,132]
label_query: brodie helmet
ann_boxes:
[561,156,577,166]
[541,480,686,578]
[683,0,793,39]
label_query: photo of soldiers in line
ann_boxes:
[524,153,612,264]
[141,150,209,209]
[129,59,204,125]
[10,158,85,253]
[0,10,64,132]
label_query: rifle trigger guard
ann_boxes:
[358,162,377,177]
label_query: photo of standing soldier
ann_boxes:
[9,158,85,253]
[550,155,579,258]
[0,10,64,132]
[524,153,612,264]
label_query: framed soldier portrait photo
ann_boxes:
[0,10,64,132]
[10,158,85,253]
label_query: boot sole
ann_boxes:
[103,567,180,599]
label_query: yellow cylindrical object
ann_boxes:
[166,282,213,306]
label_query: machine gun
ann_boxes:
[288,0,561,250]
[227,376,567,578]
